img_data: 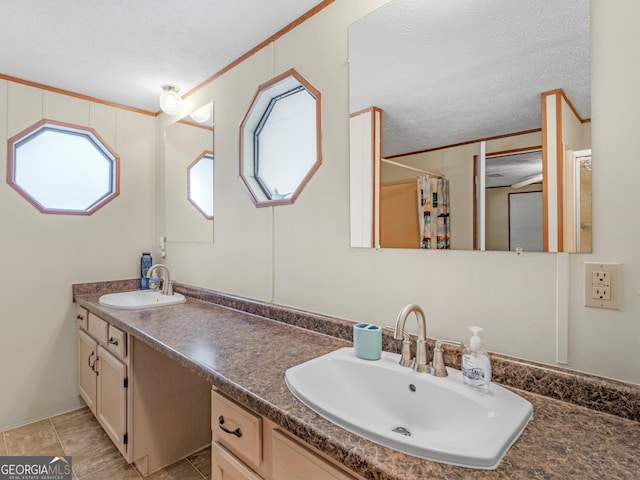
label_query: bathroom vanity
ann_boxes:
[76,304,210,475]
[74,281,640,479]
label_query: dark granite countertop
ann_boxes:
[75,287,640,480]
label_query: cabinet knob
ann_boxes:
[218,415,242,438]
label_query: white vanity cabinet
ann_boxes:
[77,328,97,413]
[96,344,128,455]
[211,389,363,480]
[77,308,129,456]
[76,305,211,475]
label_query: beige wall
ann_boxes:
[0,80,156,430]
[3,0,638,431]
[165,0,640,387]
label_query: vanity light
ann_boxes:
[159,84,183,115]
[190,104,211,124]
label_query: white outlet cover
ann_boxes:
[584,262,620,310]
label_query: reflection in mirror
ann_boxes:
[565,149,592,252]
[475,149,544,252]
[348,0,591,252]
[165,102,214,243]
[188,152,214,219]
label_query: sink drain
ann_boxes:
[392,426,411,437]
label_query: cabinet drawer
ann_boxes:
[271,430,356,480]
[107,325,127,359]
[76,306,89,330]
[211,390,262,470]
[88,313,108,345]
[212,442,263,480]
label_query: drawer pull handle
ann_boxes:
[76,314,83,320]
[88,351,96,370]
[109,337,119,346]
[218,416,242,438]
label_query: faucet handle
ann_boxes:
[433,339,463,377]
[384,326,414,368]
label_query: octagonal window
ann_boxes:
[188,151,214,219]
[240,69,322,207]
[7,119,119,215]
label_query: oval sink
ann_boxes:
[285,347,533,470]
[98,290,186,310]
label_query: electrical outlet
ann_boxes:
[592,271,611,287]
[592,286,611,301]
[584,262,620,310]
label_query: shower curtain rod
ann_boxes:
[381,158,445,178]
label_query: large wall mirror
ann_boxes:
[165,102,215,243]
[349,0,591,252]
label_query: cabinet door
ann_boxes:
[271,430,357,480]
[96,345,128,457]
[78,330,98,414]
[212,442,263,480]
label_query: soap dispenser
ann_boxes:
[140,252,152,290]
[462,326,492,392]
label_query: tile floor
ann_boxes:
[0,407,211,479]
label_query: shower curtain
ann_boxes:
[417,175,450,249]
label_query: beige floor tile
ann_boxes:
[52,409,125,478]
[50,407,92,427]
[7,410,208,480]
[4,419,65,457]
[77,458,140,480]
[144,459,205,480]
[187,447,211,479]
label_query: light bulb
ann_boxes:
[159,85,183,115]
[190,104,211,123]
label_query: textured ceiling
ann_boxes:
[486,150,542,188]
[0,0,324,112]
[349,0,591,157]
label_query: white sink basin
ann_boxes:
[285,347,533,469]
[98,290,186,310]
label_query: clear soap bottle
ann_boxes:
[462,326,492,392]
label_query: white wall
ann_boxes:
[3,0,633,432]
[164,0,640,386]
[0,80,156,430]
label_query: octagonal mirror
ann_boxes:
[239,68,322,207]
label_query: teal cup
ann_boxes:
[353,323,382,360]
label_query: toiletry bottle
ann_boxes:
[462,326,492,392]
[140,253,152,290]
[148,276,161,291]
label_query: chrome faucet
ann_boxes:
[147,264,173,295]
[432,339,463,377]
[393,304,430,373]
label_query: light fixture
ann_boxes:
[190,104,212,124]
[159,84,183,115]
[511,173,543,189]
